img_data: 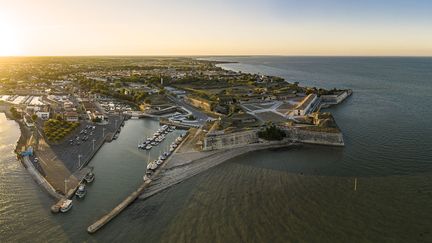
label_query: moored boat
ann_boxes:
[84,172,95,183]
[150,161,158,170]
[75,184,86,198]
[60,199,73,213]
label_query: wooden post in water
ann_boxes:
[354,177,357,191]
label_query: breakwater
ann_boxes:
[139,140,296,200]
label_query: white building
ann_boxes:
[36,111,50,120]
[294,94,318,116]
[65,112,79,122]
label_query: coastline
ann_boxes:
[0,104,125,204]
[0,104,31,155]
[0,106,64,200]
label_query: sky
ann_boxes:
[0,0,432,56]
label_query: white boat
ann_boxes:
[60,199,73,213]
[146,145,152,150]
[150,161,158,170]
[75,184,86,198]
[156,159,163,165]
[84,172,95,183]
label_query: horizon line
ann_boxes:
[1,54,432,58]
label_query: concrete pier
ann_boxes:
[86,136,296,233]
[87,179,152,233]
[21,156,63,200]
[87,132,189,233]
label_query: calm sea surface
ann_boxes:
[1,57,432,242]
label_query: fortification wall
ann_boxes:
[284,127,344,146]
[203,129,259,150]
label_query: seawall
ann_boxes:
[139,140,296,200]
[285,127,344,146]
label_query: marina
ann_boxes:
[137,125,177,150]
[88,124,188,233]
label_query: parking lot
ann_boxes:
[50,115,123,171]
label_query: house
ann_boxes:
[64,111,79,122]
[35,106,50,120]
[88,111,105,121]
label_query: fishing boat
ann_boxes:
[150,161,158,170]
[84,172,95,183]
[60,199,73,213]
[145,145,152,150]
[75,184,86,198]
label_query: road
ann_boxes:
[167,95,209,126]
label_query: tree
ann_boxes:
[31,114,38,122]
[258,125,286,141]
[92,117,102,123]
[186,115,196,120]
[9,107,22,119]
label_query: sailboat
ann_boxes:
[143,151,151,181]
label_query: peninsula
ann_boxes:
[0,56,351,232]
